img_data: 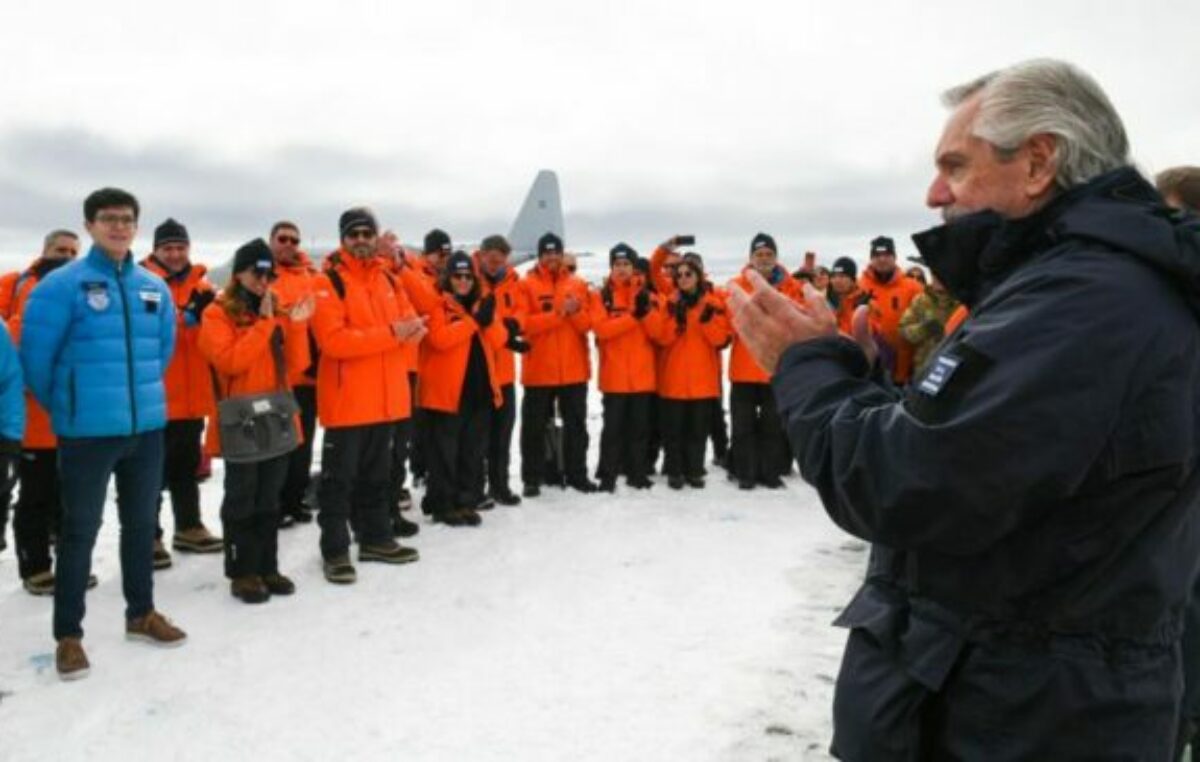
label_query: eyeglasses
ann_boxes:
[663,263,679,272]
[676,269,697,280]
[450,272,474,281]
[275,235,300,245]
[52,247,79,257]
[247,269,277,282]
[345,229,376,241]
[95,213,136,227]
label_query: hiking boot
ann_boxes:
[435,509,481,528]
[126,610,187,647]
[152,539,173,570]
[392,510,420,539]
[738,478,756,491]
[397,487,414,512]
[262,573,296,596]
[359,541,420,564]
[230,576,270,604]
[668,475,685,490]
[491,489,522,506]
[568,478,599,494]
[22,570,96,596]
[323,556,357,584]
[457,508,483,527]
[598,477,617,493]
[522,483,541,498]
[172,526,223,554]
[627,476,654,490]
[759,475,785,489]
[476,495,496,512]
[56,637,89,681]
[686,476,706,489]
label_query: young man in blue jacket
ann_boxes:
[21,187,187,681]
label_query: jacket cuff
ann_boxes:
[771,336,870,413]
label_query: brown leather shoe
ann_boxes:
[262,573,296,596]
[126,610,187,647]
[56,637,90,681]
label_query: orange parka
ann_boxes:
[476,260,525,388]
[311,252,418,427]
[141,256,216,420]
[654,288,730,400]
[272,251,319,387]
[589,276,664,394]
[395,252,442,376]
[197,294,308,455]
[858,268,924,383]
[518,263,591,387]
[418,292,506,413]
[728,267,806,384]
[5,258,68,448]
[830,287,872,335]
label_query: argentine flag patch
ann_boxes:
[918,354,961,397]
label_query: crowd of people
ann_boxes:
[0,159,1196,691]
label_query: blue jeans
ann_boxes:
[54,430,164,640]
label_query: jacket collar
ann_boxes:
[86,245,133,275]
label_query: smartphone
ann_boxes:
[803,251,816,271]
[674,235,696,247]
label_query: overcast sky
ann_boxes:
[1,0,1196,274]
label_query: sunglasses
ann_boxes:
[247,269,277,282]
[450,272,475,281]
[275,235,299,245]
[675,268,698,279]
[345,228,376,241]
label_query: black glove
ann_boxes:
[699,304,716,324]
[474,294,496,328]
[541,299,554,313]
[633,289,651,319]
[0,439,20,496]
[504,317,531,354]
[921,319,945,340]
[184,289,216,322]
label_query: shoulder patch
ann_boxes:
[917,354,961,397]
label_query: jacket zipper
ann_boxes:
[116,265,138,434]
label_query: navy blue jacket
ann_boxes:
[773,169,1200,759]
[20,246,175,438]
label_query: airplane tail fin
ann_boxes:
[509,170,564,262]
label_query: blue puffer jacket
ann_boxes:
[20,246,175,438]
[0,322,25,443]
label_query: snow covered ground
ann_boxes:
[0,418,866,761]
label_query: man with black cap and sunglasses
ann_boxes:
[310,207,427,584]
[140,218,222,569]
[517,232,595,496]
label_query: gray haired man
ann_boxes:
[731,59,1200,759]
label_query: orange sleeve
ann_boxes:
[588,290,637,341]
[425,303,477,352]
[198,306,275,377]
[520,281,564,336]
[310,275,399,359]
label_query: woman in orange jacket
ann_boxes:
[418,252,505,526]
[198,239,312,604]
[590,243,664,491]
[654,257,731,489]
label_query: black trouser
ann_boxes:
[521,384,588,487]
[318,422,393,559]
[280,384,317,512]
[597,392,653,483]
[155,418,204,537]
[13,448,59,579]
[660,398,712,479]
[221,454,289,579]
[710,389,729,460]
[390,416,413,508]
[484,383,517,496]
[408,372,427,483]
[423,402,490,517]
[0,475,11,549]
[730,382,789,483]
